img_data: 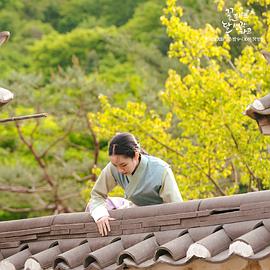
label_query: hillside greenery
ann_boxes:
[1,0,269,220]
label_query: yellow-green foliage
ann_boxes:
[90,0,270,200]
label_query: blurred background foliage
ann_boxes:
[0,0,269,220]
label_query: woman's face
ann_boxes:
[110,152,140,175]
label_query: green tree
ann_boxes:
[3,0,269,219]
[0,64,109,218]
[121,1,168,52]
[43,0,145,32]
[89,0,270,200]
[28,27,176,108]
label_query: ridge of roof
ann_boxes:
[0,190,270,243]
[1,190,270,269]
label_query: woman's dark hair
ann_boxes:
[108,132,148,158]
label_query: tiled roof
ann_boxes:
[1,191,270,269]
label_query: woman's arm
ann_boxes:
[88,163,117,236]
[88,163,117,221]
[159,167,183,203]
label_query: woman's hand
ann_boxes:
[96,216,115,236]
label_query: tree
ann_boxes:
[89,0,270,200]
[0,64,108,218]
[28,26,176,108]
[0,3,176,218]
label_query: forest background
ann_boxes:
[1,0,270,220]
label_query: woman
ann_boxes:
[87,132,182,236]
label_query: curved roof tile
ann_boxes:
[1,190,270,269]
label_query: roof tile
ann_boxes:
[57,239,85,252]
[240,201,270,211]
[86,232,102,238]
[51,224,85,231]
[243,191,270,204]
[263,219,270,231]
[29,245,61,269]
[154,230,183,245]
[205,249,231,263]
[122,205,159,220]
[155,232,193,261]
[118,236,158,265]
[196,229,231,256]
[250,246,270,260]
[0,234,37,244]
[87,237,116,251]
[0,226,50,238]
[199,194,245,210]
[157,200,200,216]
[83,224,99,233]
[54,261,73,269]
[145,218,181,227]
[50,229,70,236]
[0,246,22,259]
[0,247,31,270]
[108,209,125,220]
[69,227,98,235]
[123,226,160,235]
[236,225,270,253]
[158,256,189,266]
[54,242,91,269]
[26,240,57,254]
[53,213,92,225]
[1,190,270,269]
[85,240,124,269]
[120,223,141,230]
[188,225,220,242]
[0,216,55,233]
[121,233,151,249]
[122,257,155,268]
[0,241,20,249]
[160,225,182,231]
[223,220,260,239]
[178,218,199,228]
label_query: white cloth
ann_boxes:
[0,87,14,104]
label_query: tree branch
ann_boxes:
[39,122,74,159]
[149,132,225,195]
[85,114,99,182]
[15,122,55,187]
[225,123,239,150]
[231,161,239,185]
[61,192,81,200]
[0,185,51,193]
[226,59,244,78]
[224,123,262,191]
[14,121,76,214]
[0,113,48,123]
[30,118,41,143]
[75,174,93,182]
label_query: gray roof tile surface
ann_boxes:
[1,191,270,269]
